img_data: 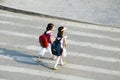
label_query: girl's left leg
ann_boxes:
[53,56,60,70]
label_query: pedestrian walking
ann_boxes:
[37,23,56,61]
[51,26,67,70]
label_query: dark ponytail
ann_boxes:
[55,26,64,41]
[44,23,54,34]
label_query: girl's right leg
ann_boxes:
[60,57,66,66]
[47,44,52,55]
[37,47,46,62]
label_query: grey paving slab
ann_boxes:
[0,10,120,80]
[0,0,120,27]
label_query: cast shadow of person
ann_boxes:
[0,48,52,70]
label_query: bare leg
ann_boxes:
[60,57,63,65]
[37,47,46,61]
[60,56,66,66]
[53,56,60,70]
[37,55,41,62]
[47,44,52,55]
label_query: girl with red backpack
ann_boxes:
[37,23,56,61]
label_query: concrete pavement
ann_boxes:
[0,0,120,27]
[0,10,120,80]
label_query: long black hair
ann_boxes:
[44,23,54,34]
[55,26,64,41]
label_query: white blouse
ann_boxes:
[60,35,67,48]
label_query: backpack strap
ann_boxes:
[55,37,62,42]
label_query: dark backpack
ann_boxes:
[39,34,49,48]
[51,39,63,56]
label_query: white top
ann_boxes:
[60,35,67,48]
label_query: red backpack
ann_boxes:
[39,34,49,48]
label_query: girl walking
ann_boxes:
[51,26,67,70]
[37,23,56,61]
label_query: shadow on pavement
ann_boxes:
[0,48,52,70]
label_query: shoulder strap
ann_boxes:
[55,37,62,42]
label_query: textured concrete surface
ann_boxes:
[0,0,120,27]
[0,10,120,80]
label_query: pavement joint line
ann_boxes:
[0,53,120,76]
[0,20,120,41]
[0,17,120,41]
[0,42,120,63]
[0,14,120,33]
[0,79,7,80]
[0,29,120,52]
[0,65,95,80]
[0,5,120,29]
[1,20,120,41]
